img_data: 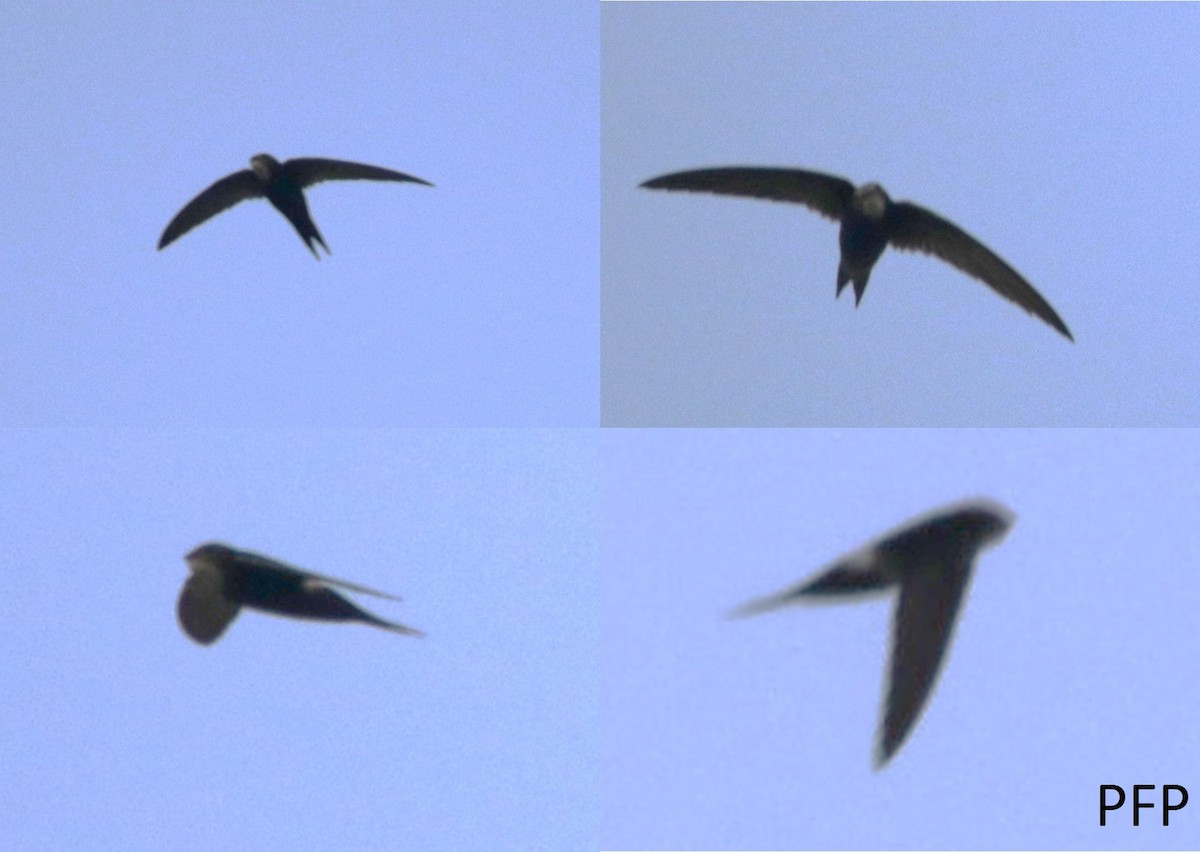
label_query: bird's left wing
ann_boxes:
[886,202,1074,341]
[286,158,433,189]
[877,545,974,767]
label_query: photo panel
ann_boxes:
[1,427,598,850]
[603,427,1197,850]
[602,3,1200,425]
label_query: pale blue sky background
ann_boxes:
[0,2,597,425]
[603,429,1200,850]
[7,3,1200,851]
[603,3,1200,425]
[0,428,596,851]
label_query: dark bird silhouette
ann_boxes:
[177,542,424,645]
[729,498,1014,768]
[158,153,432,257]
[641,167,1073,340]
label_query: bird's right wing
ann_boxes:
[727,580,812,620]
[729,547,894,619]
[233,548,406,602]
[158,170,262,249]
[298,570,405,601]
[287,158,433,189]
[640,167,856,222]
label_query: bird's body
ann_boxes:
[837,183,893,303]
[641,167,1073,340]
[158,153,432,257]
[730,498,1014,767]
[178,542,424,645]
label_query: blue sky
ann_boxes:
[603,428,1200,850]
[603,3,1200,425]
[0,428,596,851]
[6,3,1200,851]
[0,2,597,426]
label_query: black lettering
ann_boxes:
[1163,785,1188,826]
[1133,784,1155,826]
[1100,785,1124,826]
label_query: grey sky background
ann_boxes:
[603,428,1200,850]
[0,428,596,851]
[603,3,1200,425]
[1,3,597,426]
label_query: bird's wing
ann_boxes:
[369,617,425,638]
[640,167,856,222]
[177,567,241,645]
[157,170,262,249]
[728,547,895,619]
[297,570,404,601]
[886,202,1074,341]
[327,594,425,638]
[285,158,434,189]
[727,581,811,620]
[876,546,974,767]
[234,549,404,602]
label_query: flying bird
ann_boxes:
[177,542,424,645]
[729,498,1014,768]
[641,167,1073,340]
[158,153,432,257]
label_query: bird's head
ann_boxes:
[853,182,891,220]
[249,154,282,181]
[954,499,1016,548]
[185,542,237,570]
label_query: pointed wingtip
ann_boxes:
[725,604,756,621]
[726,594,788,621]
[640,175,674,190]
[1041,310,1073,342]
[873,735,899,771]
